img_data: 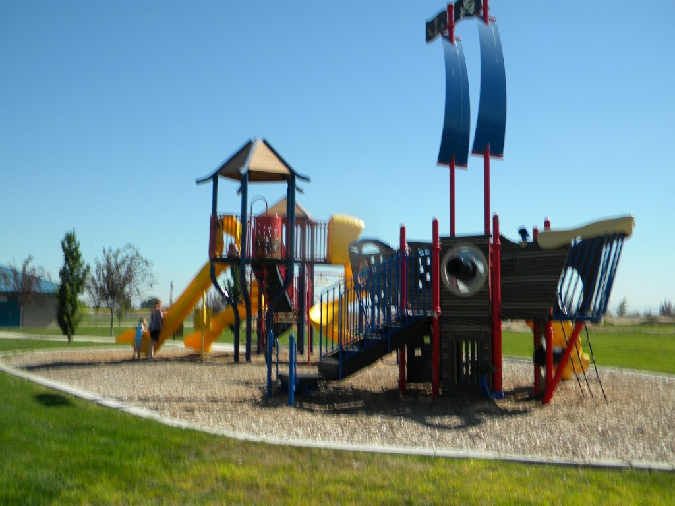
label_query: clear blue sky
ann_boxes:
[2,1,673,314]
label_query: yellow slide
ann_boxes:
[116,261,227,354]
[308,214,365,344]
[183,280,260,352]
[552,321,590,380]
[308,299,343,344]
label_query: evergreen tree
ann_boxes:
[56,230,90,343]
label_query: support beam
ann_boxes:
[491,213,502,394]
[432,218,441,398]
[398,225,407,398]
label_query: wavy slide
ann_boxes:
[116,261,227,355]
[183,280,259,353]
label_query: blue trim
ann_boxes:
[437,37,470,167]
[480,375,504,400]
[472,21,507,157]
[288,333,296,406]
[0,265,56,294]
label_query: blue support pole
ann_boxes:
[266,329,275,398]
[289,333,296,406]
[239,172,252,362]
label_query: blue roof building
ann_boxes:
[0,265,58,328]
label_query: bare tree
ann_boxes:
[659,300,674,317]
[616,297,628,318]
[0,256,49,328]
[87,244,155,335]
[206,286,227,315]
[86,280,103,327]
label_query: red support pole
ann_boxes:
[543,321,584,404]
[533,322,540,397]
[483,144,491,236]
[432,218,441,398]
[483,0,489,25]
[447,4,455,43]
[449,155,456,237]
[398,225,407,398]
[209,215,218,258]
[491,213,502,394]
[545,313,553,395]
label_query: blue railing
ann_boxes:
[317,247,433,366]
[554,233,627,323]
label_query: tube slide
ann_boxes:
[116,261,227,355]
[183,281,260,353]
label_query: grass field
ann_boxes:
[1,370,673,505]
[1,324,674,503]
[502,326,675,375]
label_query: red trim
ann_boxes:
[491,213,502,393]
[483,144,491,236]
[545,315,553,394]
[209,215,217,258]
[447,4,455,43]
[450,155,456,237]
[398,225,407,398]
[483,0,489,25]
[432,218,441,398]
[533,322,540,397]
[542,321,584,404]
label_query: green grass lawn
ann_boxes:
[503,327,675,375]
[1,371,673,505]
[0,339,112,353]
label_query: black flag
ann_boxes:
[426,10,448,43]
[454,0,482,23]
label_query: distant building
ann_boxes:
[0,265,58,327]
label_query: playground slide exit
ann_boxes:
[116,261,227,354]
[183,280,260,353]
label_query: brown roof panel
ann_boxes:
[196,138,310,184]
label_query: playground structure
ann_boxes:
[117,1,634,406]
[292,1,632,405]
[118,154,365,360]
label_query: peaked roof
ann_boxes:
[262,197,315,220]
[0,265,57,294]
[196,138,310,184]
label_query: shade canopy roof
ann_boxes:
[196,138,310,184]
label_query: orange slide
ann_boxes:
[116,261,227,354]
[183,280,260,353]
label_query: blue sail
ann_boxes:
[437,37,470,167]
[472,21,506,157]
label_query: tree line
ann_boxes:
[1,231,155,339]
[2,230,239,341]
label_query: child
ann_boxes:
[134,317,147,360]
